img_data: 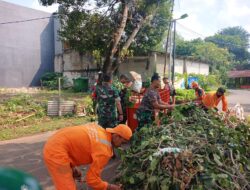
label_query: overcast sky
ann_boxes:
[3,0,250,40]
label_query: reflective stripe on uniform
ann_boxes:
[99,139,112,147]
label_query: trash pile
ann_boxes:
[116,104,250,190]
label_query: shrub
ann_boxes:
[40,72,64,90]
[175,89,196,102]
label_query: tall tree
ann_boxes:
[39,0,173,75]
[175,37,232,84]
[205,26,250,63]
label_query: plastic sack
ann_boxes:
[129,71,142,93]
[131,80,142,93]
[153,147,181,156]
[130,71,142,81]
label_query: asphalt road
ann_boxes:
[227,89,250,116]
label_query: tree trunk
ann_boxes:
[123,15,152,50]
[111,15,153,73]
[102,1,129,75]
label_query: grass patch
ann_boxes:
[0,89,93,141]
[0,116,92,141]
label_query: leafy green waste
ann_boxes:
[116,104,250,190]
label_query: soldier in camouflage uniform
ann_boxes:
[136,73,174,131]
[96,74,123,128]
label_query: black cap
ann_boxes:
[151,73,160,82]
[217,87,226,94]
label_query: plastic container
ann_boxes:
[126,95,142,132]
[73,77,89,92]
[158,89,169,103]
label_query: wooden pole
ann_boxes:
[58,77,62,116]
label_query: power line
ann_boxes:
[176,22,205,38]
[0,16,56,25]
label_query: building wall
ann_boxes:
[54,50,99,86]
[155,54,209,76]
[0,0,55,87]
[55,51,209,84]
[118,56,154,80]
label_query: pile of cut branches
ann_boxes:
[117,104,250,190]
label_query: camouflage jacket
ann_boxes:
[96,83,120,119]
[137,88,161,113]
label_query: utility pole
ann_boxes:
[172,20,176,85]
[169,23,173,81]
[170,14,188,85]
[163,0,175,78]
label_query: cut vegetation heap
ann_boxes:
[117,104,250,190]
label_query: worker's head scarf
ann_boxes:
[106,124,132,140]
[217,87,226,94]
[191,81,199,88]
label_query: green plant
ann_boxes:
[117,105,250,189]
[112,78,124,91]
[177,73,220,91]
[142,77,151,88]
[175,89,196,102]
[40,72,64,90]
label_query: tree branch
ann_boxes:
[102,0,129,74]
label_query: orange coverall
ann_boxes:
[43,123,113,190]
[195,88,205,101]
[202,92,228,112]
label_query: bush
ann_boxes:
[190,74,220,91]
[40,72,64,90]
[176,73,221,91]
[3,94,46,117]
[175,89,196,102]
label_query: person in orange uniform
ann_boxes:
[202,87,228,112]
[191,81,205,104]
[43,123,132,190]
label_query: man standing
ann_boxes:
[43,123,132,190]
[136,74,174,131]
[96,74,123,128]
[162,77,176,105]
[191,81,205,103]
[202,87,228,112]
[119,74,133,124]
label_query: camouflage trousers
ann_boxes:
[136,109,154,131]
[98,116,118,129]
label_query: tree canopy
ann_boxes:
[39,0,173,74]
[205,26,250,63]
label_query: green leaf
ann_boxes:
[148,176,157,183]
[213,153,223,166]
[217,174,228,179]
[136,172,145,180]
[129,177,135,184]
[149,158,159,171]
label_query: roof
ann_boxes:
[228,70,250,78]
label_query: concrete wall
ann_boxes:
[53,16,63,56]
[54,50,99,86]
[0,0,55,87]
[119,53,209,80]
[155,54,209,76]
[55,50,209,84]
[118,56,155,81]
